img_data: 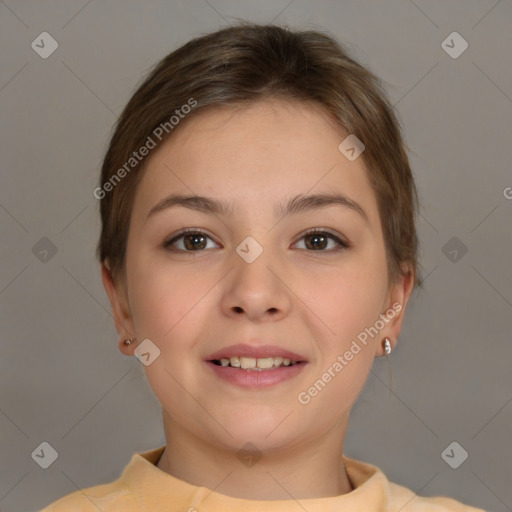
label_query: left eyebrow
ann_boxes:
[275,193,369,223]
[145,192,369,223]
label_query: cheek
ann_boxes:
[127,257,190,339]
[127,254,221,354]
[296,335,374,423]
[326,350,374,410]
[298,253,388,343]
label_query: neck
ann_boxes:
[155,414,353,500]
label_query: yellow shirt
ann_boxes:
[40,445,484,511]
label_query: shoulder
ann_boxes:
[39,481,139,512]
[343,455,484,512]
[39,446,166,511]
[387,480,485,511]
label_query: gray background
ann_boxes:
[1,1,511,511]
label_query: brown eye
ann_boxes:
[294,230,349,252]
[164,230,219,252]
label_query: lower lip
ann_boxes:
[204,361,307,389]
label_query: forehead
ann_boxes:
[132,99,379,223]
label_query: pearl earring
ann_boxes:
[124,339,132,345]
[383,337,391,355]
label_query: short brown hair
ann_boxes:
[96,22,422,289]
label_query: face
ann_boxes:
[102,99,412,454]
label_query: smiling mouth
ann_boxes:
[210,356,303,370]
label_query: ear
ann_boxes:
[100,261,136,356]
[376,264,415,356]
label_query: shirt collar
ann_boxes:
[120,445,391,511]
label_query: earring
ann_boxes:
[383,337,391,355]
[124,339,132,345]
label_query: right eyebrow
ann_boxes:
[146,194,234,222]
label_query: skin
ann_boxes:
[101,99,414,500]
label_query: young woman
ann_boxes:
[41,23,484,511]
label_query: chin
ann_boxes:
[206,413,296,447]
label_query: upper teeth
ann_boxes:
[219,356,295,369]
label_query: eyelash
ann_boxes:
[163,228,350,253]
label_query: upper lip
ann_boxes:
[206,343,307,362]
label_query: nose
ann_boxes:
[220,245,292,322]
